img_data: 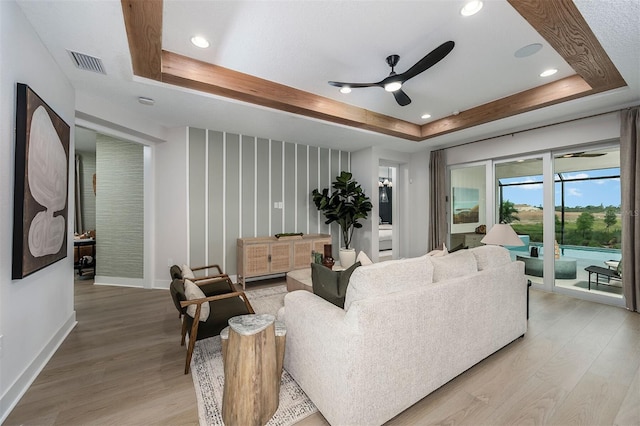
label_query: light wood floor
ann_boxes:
[5,278,640,425]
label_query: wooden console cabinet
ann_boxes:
[237,234,331,289]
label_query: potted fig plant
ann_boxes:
[312,171,372,268]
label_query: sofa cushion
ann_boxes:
[344,255,433,311]
[181,264,196,279]
[311,262,361,308]
[184,279,210,321]
[470,245,512,270]
[430,249,477,282]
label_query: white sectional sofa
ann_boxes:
[279,245,527,426]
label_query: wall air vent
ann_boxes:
[67,50,106,74]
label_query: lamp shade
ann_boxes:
[481,223,524,246]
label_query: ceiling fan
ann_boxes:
[328,40,455,106]
[557,152,607,158]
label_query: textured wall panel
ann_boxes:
[187,129,350,275]
[224,134,240,273]
[189,128,207,267]
[208,130,224,267]
[256,138,270,236]
[271,140,283,235]
[77,151,96,231]
[241,135,256,237]
[284,142,296,231]
[296,145,308,233]
[308,146,319,234]
[95,136,144,278]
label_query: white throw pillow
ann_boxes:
[356,251,373,265]
[184,279,210,322]
[181,264,196,279]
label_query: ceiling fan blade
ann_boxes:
[392,89,411,106]
[328,81,377,88]
[398,40,455,83]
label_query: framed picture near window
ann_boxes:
[12,83,70,279]
[452,187,480,224]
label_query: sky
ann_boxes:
[500,169,621,208]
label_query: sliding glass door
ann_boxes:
[495,157,545,285]
[553,147,622,301]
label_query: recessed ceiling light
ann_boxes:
[540,68,558,77]
[340,86,351,94]
[514,43,543,58]
[138,96,155,106]
[421,113,431,119]
[461,0,483,16]
[190,36,210,48]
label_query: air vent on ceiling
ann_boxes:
[68,50,106,74]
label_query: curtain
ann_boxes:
[74,154,83,234]
[429,149,447,251]
[620,107,640,313]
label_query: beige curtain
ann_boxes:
[620,107,640,313]
[429,149,447,251]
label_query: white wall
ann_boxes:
[446,112,620,165]
[0,1,76,421]
[350,146,429,260]
[153,127,189,288]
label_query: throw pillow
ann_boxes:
[184,279,210,322]
[311,262,361,308]
[470,245,511,270]
[181,264,196,279]
[356,251,373,265]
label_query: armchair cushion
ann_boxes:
[184,279,210,321]
[181,264,196,279]
[311,262,361,308]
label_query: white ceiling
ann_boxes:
[17,0,640,154]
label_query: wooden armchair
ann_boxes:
[169,277,254,374]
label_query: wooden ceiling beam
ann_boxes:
[508,0,626,92]
[121,0,163,81]
[122,0,626,142]
[421,75,592,139]
[161,51,422,140]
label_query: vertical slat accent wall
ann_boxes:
[188,128,351,275]
[95,135,144,278]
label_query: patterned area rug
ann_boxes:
[191,285,318,426]
[245,284,288,316]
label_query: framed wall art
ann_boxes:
[452,187,480,225]
[12,83,70,279]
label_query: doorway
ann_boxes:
[378,165,396,261]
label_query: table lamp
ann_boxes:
[481,223,524,247]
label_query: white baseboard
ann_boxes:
[0,312,77,424]
[94,276,145,288]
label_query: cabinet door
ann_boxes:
[292,241,313,269]
[313,238,332,255]
[244,243,270,277]
[269,242,292,273]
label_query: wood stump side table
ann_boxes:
[220,314,286,426]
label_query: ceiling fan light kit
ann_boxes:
[328,40,455,106]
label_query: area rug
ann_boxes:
[245,284,288,316]
[191,336,317,426]
[191,284,318,425]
